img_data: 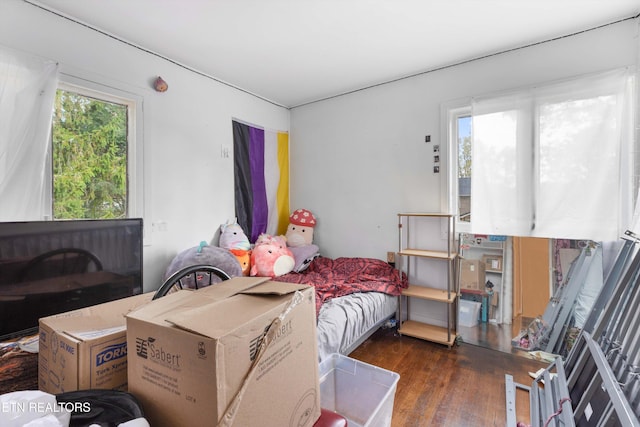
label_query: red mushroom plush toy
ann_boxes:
[285,209,320,272]
[286,209,316,247]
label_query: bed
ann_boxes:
[158,249,408,362]
[276,256,408,361]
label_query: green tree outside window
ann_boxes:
[52,89,128,219]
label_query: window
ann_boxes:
[52,87,128,219]
[47,79,143,221]
[457,114,472,224]
[442,102,472,232]
[445,68,634,241]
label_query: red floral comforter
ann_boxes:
[276,256,408,316]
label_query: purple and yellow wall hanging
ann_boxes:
[232,120,289,243]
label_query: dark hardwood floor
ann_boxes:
[458,321,522,354]
[348,327,547,427]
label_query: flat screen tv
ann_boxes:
[0,218,143,341]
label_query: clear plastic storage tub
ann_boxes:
[318,353,400,427]
[458,299,482,327]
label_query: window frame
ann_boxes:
[47,74,144,222]
[440,98,472,233]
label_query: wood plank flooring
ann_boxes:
[348,327,548,427]
[458,321,523,354]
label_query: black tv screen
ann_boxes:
[0,218,143,341]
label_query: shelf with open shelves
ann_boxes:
[396,213,458,347]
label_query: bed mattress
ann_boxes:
[316,292,397,361]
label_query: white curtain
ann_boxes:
[471,68,633,241]
[0,46,59,221]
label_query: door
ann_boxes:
[512,237,551,333]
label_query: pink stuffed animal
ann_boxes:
[250,234,295,278]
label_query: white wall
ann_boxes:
[290,19,638,260]
[0,0,290,291]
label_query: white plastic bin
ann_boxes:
[459,299,481,327]
[318,353,400,427]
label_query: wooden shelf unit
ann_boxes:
[397,213,459,348]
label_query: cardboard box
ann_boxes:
[126,277,321,427]
[491,291,499,307]
[482,254,503,272]
[459,259,486,291]
[38,292,153,394]
[487,291,499,319]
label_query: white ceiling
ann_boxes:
[30,0,640,108]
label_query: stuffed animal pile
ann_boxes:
[214,210,320,278]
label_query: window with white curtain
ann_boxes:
[0,44,144,223]
[470,68,634,241]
